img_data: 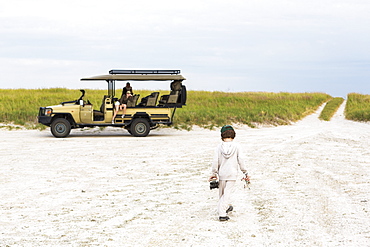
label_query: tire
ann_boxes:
[51,118,71,138]
[130,118,150,137]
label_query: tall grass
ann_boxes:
[174,91,331,129]
[0,88,331,129]
[345,93,370,121]
[318,97,344,121]
[0,88,161,128]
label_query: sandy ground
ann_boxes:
[1,101,369,247]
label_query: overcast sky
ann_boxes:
[1,0,370,97]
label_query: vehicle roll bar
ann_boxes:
[109,69,180,75]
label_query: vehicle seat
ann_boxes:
[127,94,140,107]
[158,94,169,105]
[139,92,159,106]
[159,80,182,105]
[146,92,159,106]
[167,90,180,104]
[93,95,110,121]
[100,95,110,113]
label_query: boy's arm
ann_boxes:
[237,145,248,175]
[210,148,219,178]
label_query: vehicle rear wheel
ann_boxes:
[130,118,150,137]
[51,118,71,138]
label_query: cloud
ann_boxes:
[1,0,370,97]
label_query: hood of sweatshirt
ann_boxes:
[220,141,237,159]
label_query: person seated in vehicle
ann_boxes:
[112,91,134,123]
[121,82,133,96]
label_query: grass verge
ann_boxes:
[345,93,370,121]
[318,97,344,121]
[173,91,331,129]
[0,89,331,130]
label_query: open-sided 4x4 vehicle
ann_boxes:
[38,69,187,137]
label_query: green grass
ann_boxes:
[318,97,344,121]
[345,93,370,121]
[0,88,160,129]
[0,88,331,129]
[173,91,331,129]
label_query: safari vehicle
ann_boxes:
[38,69,187,137]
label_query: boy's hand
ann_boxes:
[208,176,217,182]
[242,175,251,189]
[242,175,250,183]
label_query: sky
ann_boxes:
[1,0,370,97]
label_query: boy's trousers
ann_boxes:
[218,180,236,217]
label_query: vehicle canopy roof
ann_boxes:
[80,69,185,97]
[80,69,186,81]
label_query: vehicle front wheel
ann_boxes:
[130,118,150,137]
[51,118,71,138]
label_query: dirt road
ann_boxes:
[1,101,369,246]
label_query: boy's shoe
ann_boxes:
[226,205,233,214]
[121,114,125,118]
[219,216,230,221]
[112,120,114,124]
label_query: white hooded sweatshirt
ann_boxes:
[212,141,247,180]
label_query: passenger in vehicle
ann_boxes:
[121,82,133,96]
[112,91,134,123]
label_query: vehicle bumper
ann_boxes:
[38,116,52,126]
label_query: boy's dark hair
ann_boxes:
[221,129,236,140]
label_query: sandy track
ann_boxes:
[1,101,369,246]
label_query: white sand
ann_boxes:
[1,101,369,246]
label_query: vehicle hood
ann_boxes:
[48,103,78,108]
[47,104,63,108]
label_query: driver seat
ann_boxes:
[100,95,110,113]
[93,95,109,121]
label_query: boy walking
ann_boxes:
[209,125,249,221]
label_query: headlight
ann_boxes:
[44,108,53,116]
